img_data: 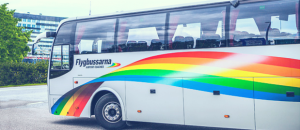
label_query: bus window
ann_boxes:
[230,0,299,46]
[50,45,69,70]
[62,45,69,70]
[117,13,166,52]
[51,46,62,70]
[169,6,226,49]
[50,22,75,79]
[54,23,73,45]
[75,19,116,54]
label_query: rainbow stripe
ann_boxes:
[51,82,102,116]
[108,63,121,68]
[52,51,300,116]
[89,51,300,102]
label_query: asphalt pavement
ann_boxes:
[0,85,231,130]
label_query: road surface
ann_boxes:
[0,85,231,130]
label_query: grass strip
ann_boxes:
[0,83,47,88]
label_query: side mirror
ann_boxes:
[32,43,38,55]
[33,31,56,44]
[32,31,56,55]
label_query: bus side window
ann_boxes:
[62,45,69,70]
[51,46,62,70]
[75,19,116,54]
[50,45,69,70]
[169,7,226,49]
[117,13,167,52]
[230,0,299,46]
[54,23,73,45]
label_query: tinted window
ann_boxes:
[117,13,166,52]
[51,46,62,70]
[230,0,299,46]
[74,19,116,54]
[54,23,74,45]
[169,6,226,49]
[50,45,69,70]
[62,45,69,70]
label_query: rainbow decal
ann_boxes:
[108,63,121,68]
[51,82,103,116]
[86,51,300,102]
[52,51,300,116]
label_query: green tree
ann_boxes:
[0,3,31,62]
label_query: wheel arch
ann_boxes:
[90,87,126,120]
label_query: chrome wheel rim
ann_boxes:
[102,102,122,123]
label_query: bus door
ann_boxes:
[49,22,76,116]
[50,44,75,116]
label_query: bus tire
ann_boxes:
[94,93,126,129]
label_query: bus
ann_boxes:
[32,0,300,129]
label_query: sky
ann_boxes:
[1,0,217,18]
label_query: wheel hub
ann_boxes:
[102,102,121,123]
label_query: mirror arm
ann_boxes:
[265,22,271,45]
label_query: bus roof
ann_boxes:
[58,0,234,27]
[77,0,231,19]
[57,0,263,30]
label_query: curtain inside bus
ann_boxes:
[229,10,239,46]
[296,2,299,39]
[74,26,86,54]
[168,16,179,49]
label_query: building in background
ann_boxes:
[13,12,67,61]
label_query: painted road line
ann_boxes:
[26,102,44,105]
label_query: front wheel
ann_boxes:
[94,93,126,129]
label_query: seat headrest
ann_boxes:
[151,39,162,44]
[127,41,137,44]
[202,33,220,40]
[174,36,185,42]
[138,41,147,44]
[185,36,194,42]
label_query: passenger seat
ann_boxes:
[172,36,185,49]
[149,39,163,50]
[137,41,147,51]
[185,36,194,49]
[127,41,137,52]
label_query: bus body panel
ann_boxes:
[47,0,300,128]
[126,81,184,124]
[72,77,96,117]
[78,82,126,118]
[50,73,73,95]
[49,44,300,129]
[183,87,255,129]
[73,78,96,88]
[48,95,63,113]
[255,99,300,130]
[254,77,300,130]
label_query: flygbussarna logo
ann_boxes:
[75,59,120,69]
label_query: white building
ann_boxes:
[14,12,67,60]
